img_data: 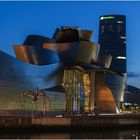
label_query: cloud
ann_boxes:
[127,72,140,78]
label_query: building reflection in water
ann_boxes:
[0,129,140,139]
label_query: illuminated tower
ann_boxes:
[98,15,126,74]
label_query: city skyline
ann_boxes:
[0,1,140,87]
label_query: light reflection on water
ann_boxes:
[0,129,140,139]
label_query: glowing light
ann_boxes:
[100,16,114,20]
[122,73,127,76]
[116,56,126,60]
[117,21,123,24]
[121,36,126,39]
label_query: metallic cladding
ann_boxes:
[79,30,93,41]
[52,27,80,43]
[0,50,63,109]
[43,42,79,65]
[0,50,63,89]
[95,70,126,113]
[23,35,55,46]
[76,41,100,64]
[95,72,116,113]
[104,73,126,109]
[13,45,60,65]
[97,55,112,68]
[43,41,100,65]
[16,35,60,65]
[0,26,126,112]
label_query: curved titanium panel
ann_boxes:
[43,42,73,51]
[95,73,117,113]
[97,55,112,68]
[13,45,31,64]
[0,50,63,109]
[13,45,60,65]
[79,30,93,41]
[52,27,80,43]
[76,41,100,64]
[104,73,126,110]
[90,67,126,113]
[95,70,126,113]
[43,42,80,65]
[23,35,54,47]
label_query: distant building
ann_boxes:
[98,15,126,74]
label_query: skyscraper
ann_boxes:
[98,15,126,74]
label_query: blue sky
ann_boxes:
[0,1,140,88]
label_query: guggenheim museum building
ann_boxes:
[0,17,126,113]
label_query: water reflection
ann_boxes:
[0,129,140,139]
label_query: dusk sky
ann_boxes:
[0,1,140,88]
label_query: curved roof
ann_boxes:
[0,50,63,90]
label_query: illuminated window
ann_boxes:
[116,56,126,60]
[117,21,123,24]
[83,73,90,112]
[121,36,126,39]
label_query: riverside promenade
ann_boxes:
[0,110,140,129]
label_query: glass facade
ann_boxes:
[62,66,125,113]
[98,15,126,74]
[62,67,94,113]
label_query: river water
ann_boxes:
[0,128,140,139]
